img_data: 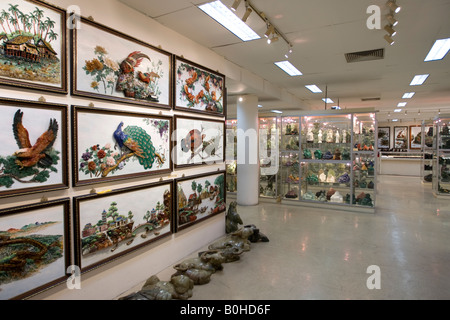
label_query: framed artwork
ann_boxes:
[0,98,68,198]
[0,0,67,94]
[174,116,225,168]
[409,125,433,149]
[175,171,226,232]
[72,105,172,186]
[73,181,173,272]
[71,17,172,109]
[174,56,225,117]
[394,126,408,149]
[377,127,390,150]
[0,198,71,300]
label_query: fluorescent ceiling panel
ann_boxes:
[410,74,429,86]
[397,102,407,107]
[424,38,450,62]
[394,109,402,112]
[274,61,303,76]
[402,92,415,99]
[306,85,322,93]
[322,98,334,103]
[198,0,260,42]
[271,110,283,114]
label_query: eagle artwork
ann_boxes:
[0,109,61,189]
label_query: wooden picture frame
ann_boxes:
[394,126,408,149]
[72,105,172,187]
[0,97,68,198]
[0,198,71,300]
[377,127,390,150]
[0,0,67,94]
[71,17,172,109]
[175,171,226,232]
[174,56,226,117]
[410,125,422,149]
[173,115,225,168]
[73,181,173,273]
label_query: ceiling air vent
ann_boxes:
[345,48,385,63]
[361,97,381,102]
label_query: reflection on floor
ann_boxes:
[117,175,450,300]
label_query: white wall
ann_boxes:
[0,0,234,300]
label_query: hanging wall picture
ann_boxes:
[174,56,225,117]
[377,127,390,150]
[175,171,226,232]
[394,126,408,149]
[0,198,70,300]
[72,105,172,186]
[0,0,67,94]
[73,181,173,272]
[174,116,225,168]
[72,17,172,109]
[0,98,68,198]
[410,125,433,149]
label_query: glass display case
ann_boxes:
[279,109,377,211]
[226,119,237,193]
[422,120,435,184]
[432,116,450,197]
[259,117,280,198]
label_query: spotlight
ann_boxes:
[242,6,252,22]
[384,34,395,45]
[387,0,401,13]
[231,0,242,11]
[264,24,275,38]
[384,25,397,36]
[387,14,398,26]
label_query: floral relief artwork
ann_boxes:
[175,57,225,117]
[73,106,171,186]
[74,182,172,272]
[0,199,70,300]
[0,0,66,93]
[0,98,68,198]
[73,18,171,108]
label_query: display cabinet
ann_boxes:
[432,116,450,197]
[422,120,434,183]
[278,109,377,211]
[225,119,237,193]
[259,117,280,198]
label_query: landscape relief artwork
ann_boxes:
[0,0,65,91]
[75,183,172,271]
[0,200,69,300]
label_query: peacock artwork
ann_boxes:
[0,100,67,197]
[175,57,225,116]
[74,106,171,186]
[73,18,171,107]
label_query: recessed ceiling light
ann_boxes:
[274,61,302,76]
[398,102,407,107]
[198,1,260,42]
[258,105,263,108]
[402,92,415,99]
[394,109,402,112]
[322,98,334,103]
[392,119,399,122]
[410,74,429,86]
[305,85,322,93]
[271,110,283,114]
[424,38,450,62]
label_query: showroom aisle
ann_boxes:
[117,175,450,300]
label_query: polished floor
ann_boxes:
[118,175,450,300]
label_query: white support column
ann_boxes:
[237,95,259,206]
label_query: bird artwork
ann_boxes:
[116,51,159,102]
[103,121,164,177]
[12,109,58,169]
[180,129,206,161]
